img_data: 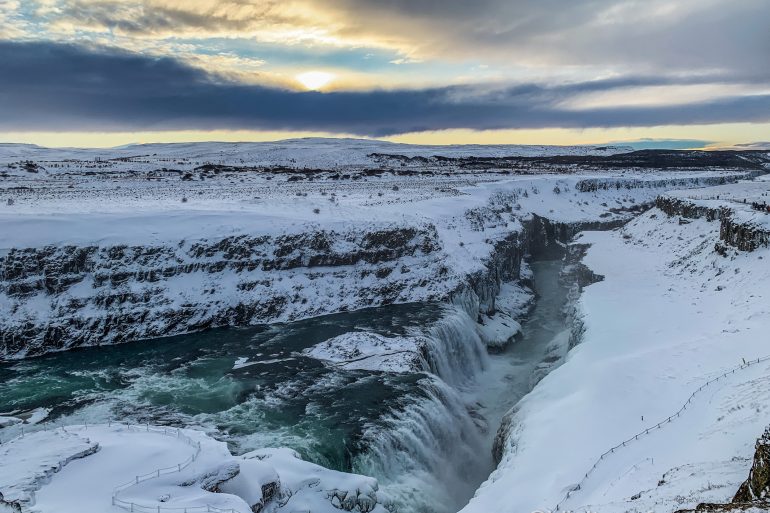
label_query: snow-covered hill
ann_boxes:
[0,138,633,173]
[2,140,770,513]
[464,200,770,513]
[0,161,751,358]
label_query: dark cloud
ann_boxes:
[1,41,768,135]
[44,0,770,80]
[328,0,770,78]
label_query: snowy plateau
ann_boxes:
[1,138,770,513]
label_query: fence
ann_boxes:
[110,424,238,513]
[0,421,237,513]
[554,355,770,511]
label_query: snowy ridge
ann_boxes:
[555,355,770,511]
[0,138,633,172]
[2,423,391,513]
[463,205,770,513]
[0,428,99,510]
[2,166,740,358]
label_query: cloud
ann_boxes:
[30,0,770,81]
[1,41,768,136]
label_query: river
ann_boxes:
[0,260,571,513]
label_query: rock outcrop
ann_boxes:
[656,196,724,221]
[181,462,242,493]
[657,196,770,252]
[676,427,770,513]
[719,214,770,252]
[560,242,604,350]
[0,224,449,358]
[734,427,770,503]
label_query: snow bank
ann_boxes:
[463,207,770,513]
[304,331,428,373]
[0,429,98,509]
[0,424,390,513]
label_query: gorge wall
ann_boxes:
[0,224,453,358]
[656,196,770,252]
[0,207,625,360]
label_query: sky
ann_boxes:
[0,0,768,148]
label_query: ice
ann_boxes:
[0,424,390,513]
[304,331,427,373]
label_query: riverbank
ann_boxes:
[464,206,770,513]
[0,148,751,359]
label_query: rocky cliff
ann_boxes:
[1,187,634,360]
[576,172,763,193]
[657,196,770,252]
[719,214,770,252]
[675,426,770,512]
[0,224,452,358]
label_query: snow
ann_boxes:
[0,416,22,428]
[3,139,745,359]
[0,138,633,174]
[26,408,51,425]
[3,139,768,512]
[303,331,427,372]
[463,206,770,513]
[0,424,389,513]
[0,429,98,508]
[475,282,533,348]
[665,180,770,232]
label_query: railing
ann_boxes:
[110,424,237,513]
[0,421,237,513]
[112,425,201,495]
[554,355,770,511]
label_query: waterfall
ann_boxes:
[419,306,488,386]
[353,305,493,513]
[353,375,491,513]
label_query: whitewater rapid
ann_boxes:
[0,260,571,513]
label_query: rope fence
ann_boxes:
[109,424,237,513]
[554,355,770,511]
[6,356,769,513]
[0,421,238,513]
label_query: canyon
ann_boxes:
[2,140,770,513]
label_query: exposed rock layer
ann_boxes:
[1,208,627,359]
[0,225,447,358]
[657,196,770,251]
[675,427,770,513]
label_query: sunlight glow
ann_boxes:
[296,71,335,90]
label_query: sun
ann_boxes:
[296,71,335,91]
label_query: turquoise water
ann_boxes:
[0,261,571,513]
[0,303,445,470]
